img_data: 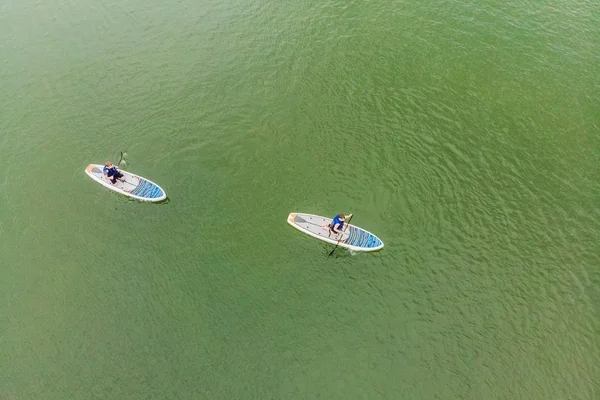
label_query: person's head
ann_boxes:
[105,161,113,168]
[339,213,346,221]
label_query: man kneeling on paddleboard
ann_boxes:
[103,161,125,185]
[329,213,353,236]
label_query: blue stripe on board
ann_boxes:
[360,230,368,247]
[342,226,381,249]
[365,234,378,248]
[359,230,366,246]
[346,227,360,246]
[130,179,163,198]
[130,179,147,195]
[368,235,377,248]
[351,229,364,247]
[349,229,358,246]
[357,231,367,247]
[363,234,372,248]
[344,226,356,245]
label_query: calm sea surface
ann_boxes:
[1,0,598,398]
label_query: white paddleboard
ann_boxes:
[85,164,166,202]
[287,212,384,252]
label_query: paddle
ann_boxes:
[328,214,354,256]
[114,151,129,184]
[117,151,128,167]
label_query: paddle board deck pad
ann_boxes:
[85,164,166,202]
[287,213,384,252]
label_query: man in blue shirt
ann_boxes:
[329,213,353,236]
[103,161,125,185]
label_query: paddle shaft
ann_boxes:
[113,151,132,186]
[111,153,135,187]
[119,179,136,187]
[328,214,354,256]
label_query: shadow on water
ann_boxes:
[124,196,171,205]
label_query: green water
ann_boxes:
[1,0,599,398]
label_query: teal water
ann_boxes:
[1,0,599,398]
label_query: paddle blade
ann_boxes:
[117,150,128,167]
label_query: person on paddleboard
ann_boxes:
[103,161,124,185]
[329,213,353,236]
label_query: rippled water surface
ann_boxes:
[1,0,598,398]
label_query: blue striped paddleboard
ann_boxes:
[85,164,167,202]
[287,212,384,252]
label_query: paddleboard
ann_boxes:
[287,212,384,252]
[85,164,166,202]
